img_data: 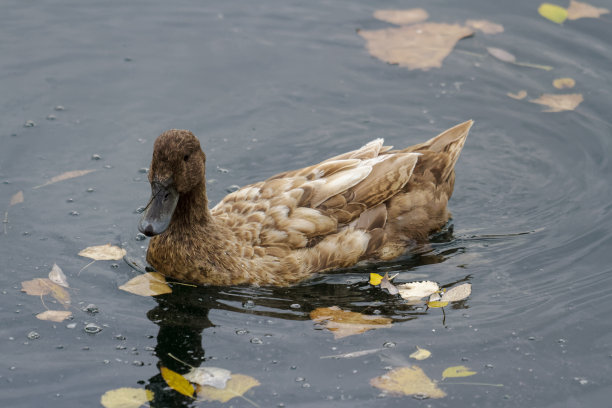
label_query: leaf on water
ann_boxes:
[409,346,432,360]
[184,366,232,389]
[507,90,528,100]
[48,280,71,306]
[359,23,474,71]
[567,0,609,20]
[370,366,446,398]
[427,300,449,308]
[442,365,477,379]
[33,169,96,189]
[197,373,260,403]
[369,272,383,286]
[321,348,382,359]
[487,47,516,63]
[530,93,583,112]
[373,9,429,25]
[79,244,127,260]
[9,191,24,206]
[310,306,392,339]
[538,3,569,24]
[49,263,69,288]
[36,310,72,322]
[21,278,53,296]
[381,274,399,295]
[553,77,576,89]
[161,367,195,397]
[440,283,472,302]
[119,272,172,297]
[465,19,504,34]
[100,387,154,408]
[397,281,439,301]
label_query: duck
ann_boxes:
[138,120,472,286]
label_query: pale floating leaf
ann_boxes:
[465,19,504,34]
[553,77,576,89]
[184,366,231,389]
[197,373,260,403]
[427,300,449,308]
[369,272,383,285]
[530,93,583,112]
[9,191,24,206]
[440,283,472,302]
[370,366,446,398]
[79,244,127,261]
[21,278,52,296]
[567,0,609,20]
[49,263,69,288]
[119,272,172,297]
[442,365,477,379]
[487,47,516,63]
[359,23,474,71]
[310,306,392,339]
[321,348,382,359]
[33,169,96,189]
[381,273,399,295]
[48,280,71,306]
[100,387,154,408]
[507,90,528,100]
[161,366,194,397]
[397,281,439,301]
[409,346,432,360]
[373,9,429,25]
[538,3,568,23]
[36,310,72,322]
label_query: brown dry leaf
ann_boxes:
[197,374,260,403]
[10,191,24,206]
[33,169,96,189]
[100,387,154,408]
[567,0,609,19]
[553,77,576,89]
[21,278,70,307]
[373,9,429,25]
[370,366,446,398]
[49,263,69,288]
[359,23,474,71]
[36,310,72,322]
[310,306,392,339]
[465,19,504,34]
[119,272,172,297]
[530,93,583,112]
[507,90,528,100]
[79,244,127,261]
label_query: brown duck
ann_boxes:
[138,120,472,286]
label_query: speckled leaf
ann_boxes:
[9,191,24,206]
[440,283,472,302]
[33,169,96,189]
[410,346,432,360]
[49,263,69,288]
[310,306,392,339]
[465,19,504,34]
[36,310,72,322]
[79,244,126,260]
[530,93,583,112]
[567,0,609,20]
[370,366,446,398]
[397,281,439,301]
[197,374,260,403]
[373,9,429,25]
[538,3,568,23]
[553,77,576,89]
[184,366,231,389]
[119,272,172,297]
[161,367,195,397]
[442,365,477,379]
[100,387,153,408]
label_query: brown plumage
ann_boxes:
[138,120,472,286]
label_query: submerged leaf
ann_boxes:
[538,3,569,23]
[33,169,96,189]
[369,273,383,285]
[567,0,609,20]
[440,283,472,302]
[373,9,429,25]
[409,346,432,360]
[310,306,392,339]
[161,367,195,397]
[9,191,24,206]
[397,281,439,301]
[465,19,504,34]
[530,93,583,112]
[36,310,72,322]
[507,90,528,100]
[553,77,576,89]
[442,365,477,379]
[487,47,516,63]
[100,387,153,408]
[119,272,172,297]
[79,244,127,260]
[197,373,260,403]
[184,366,231,389]
[49,263,69,288]
[370,366,446,398]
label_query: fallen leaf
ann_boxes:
[310,306,392,339]
[197,373,260,403]
[440,283,472,302]
[370,366,446,398]
[567,0,609,19]
[380,273,399,295]
[79,244,127,260]
[442,365,477,379]
[487,47,516,63]
[49,263,69,288]
[184,366,232,389]
[427,301,449,308]
[359,23,474,71]
[321,348,382,359]
[530,93,583,112]
[553,77,576,89]
[410,346,432,360]
[9,191,24,206]
[119,272,172,297]
[507,90,528,100]
[36,310,72,322]
[538,3,569,23]
[21,278,70,306]
[373,9,429,25]
[161,367,195,397]
[33,169,96,189]
[48,280,71,306]
[397,281,439,301]
[465,19,504,34]
[369,272,383,285]
[100,387,154,408]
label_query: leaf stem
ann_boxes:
[79,260,96,274]
[167,353,195,369]
[443,381,504,387]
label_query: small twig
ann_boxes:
[3,211,8,235]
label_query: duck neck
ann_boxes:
[172,181,213,226]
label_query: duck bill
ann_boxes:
[138,180,179,236]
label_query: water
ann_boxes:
[2,0,612,406]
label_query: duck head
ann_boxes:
[138,129,206,237]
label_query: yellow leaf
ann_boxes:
[369,273,383,285]
[373,9,429,25]
[119,272,172,297]
[100,387,153,408]
[310,306,392,339]
[359,23,474,71]
[79,244,127,260]
[530,93,583,112]
[161,367,195,398]
[553,77,576,89]
[370,366,446,398]
[567,0,609,19]
[36,310,73,322]
[507,90,528,100]
[465,19,504,34]
[9,191,24,206]
[33,169,96,189]
[427,301,449,308]
[197,373,260,403]
[538,3,568,24]
[409,346,432,360]
[442,365,477,379]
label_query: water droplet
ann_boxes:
[226,184,240,193]
[302,383,311,388]
[295,377,305,382]
[528,336,536,341]
[290,365,297,370]
[66,198,74,203]
[91,154,102,160]
[23,120,36,128]
[66,323,77,329]
[557,338,567,344]
[116,345,127,350]
[484,363,494,369]
[461,357,469,361]
[56,345,64,349]
[250,337,263,344]
[54,105,65,111]
[135,233,146,241]
[115,334,126,340]
[27,331,40,340]
[86,188,95,193]
[103,164,112,169]
[83,304,99,314]
[290,303,301,309]
[412,394,430,400]
[217,167,230,174]
[138,168,148,174]
[574,377,588,385]
[84,323,102,334]
[383,341,396,348]
[70,211,80,216]
[132,360,144,366]
[235,329,248,335]
[46,114,56,121]
[103,359,110,364]
[242,300,255,309]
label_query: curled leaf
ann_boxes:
[100,387,153,408]
[409,346,432,360]
[370,366,446,398]
[397,281,439,301]
[380,273,399,295]
[119,272,172,297]
[197,374,260,403]
[507,90,528,100]
[465,19,504,34]
[79,244,126,261]
[440,283,472,302]
[310,306,392,339]
[553,77,576,89]
[567,0,609,20]
[373,9,429,25]
[442,365,477,379]
[49,263,69,288]
[538,3,569,24]
[36,310,73,322]
[161,367,195,397]
[530,93,583,112]
[33,169,96,189]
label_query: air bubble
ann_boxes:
[84,323,102,334]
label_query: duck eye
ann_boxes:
[183,154,190,161]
